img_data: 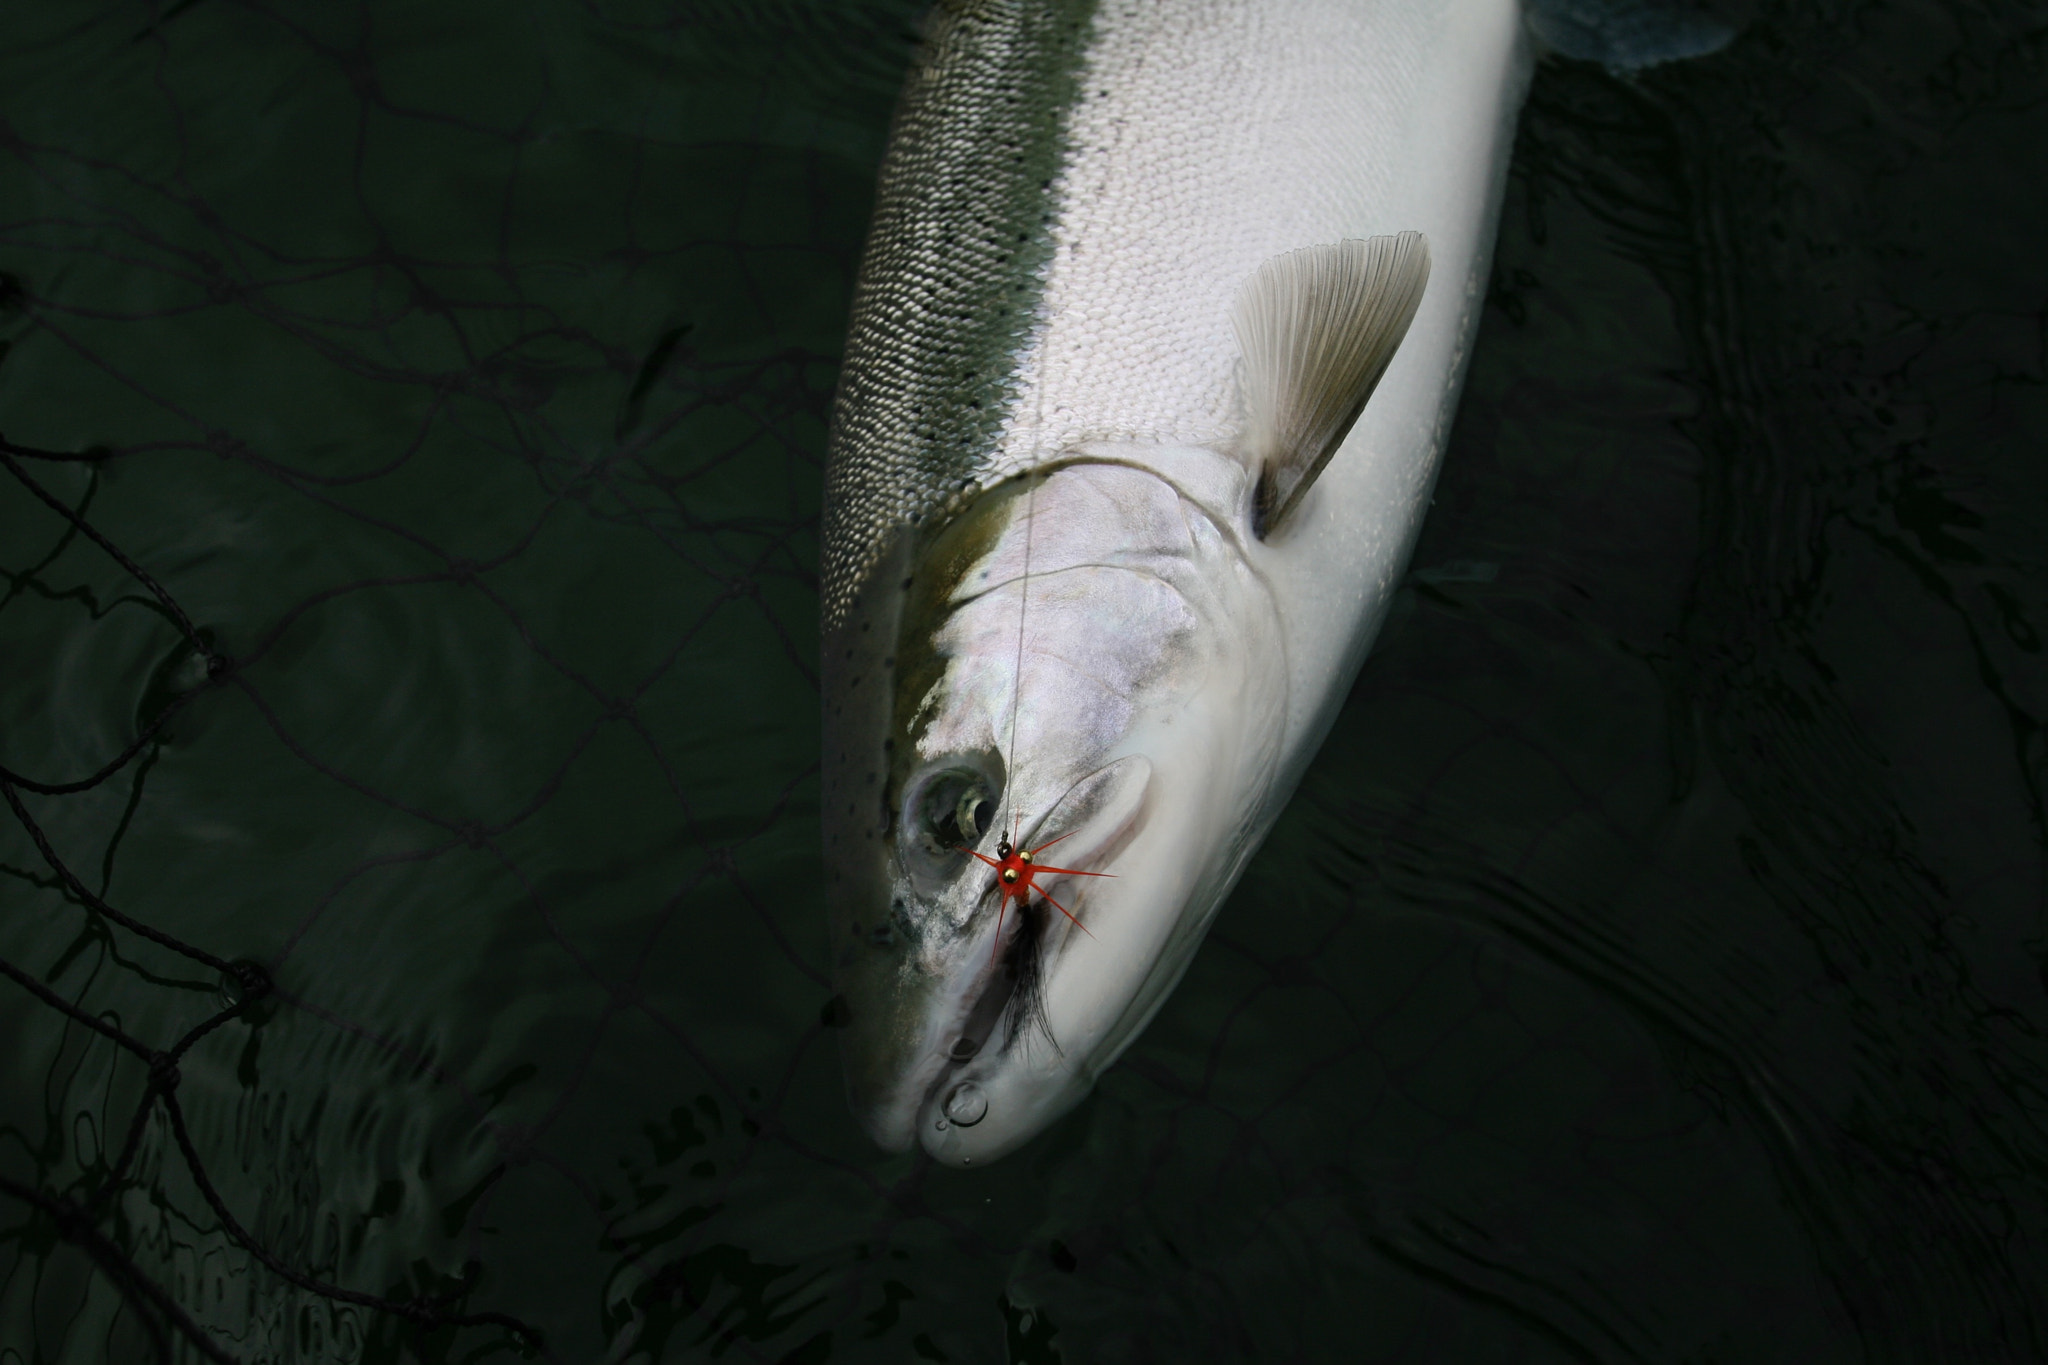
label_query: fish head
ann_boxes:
[823,455,1286,1166]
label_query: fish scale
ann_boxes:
[823,0,1094,630]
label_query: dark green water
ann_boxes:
[3,2,2045,1361]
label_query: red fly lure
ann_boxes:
[961,827,1113,958]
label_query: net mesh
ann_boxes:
[4,1,2047,1363]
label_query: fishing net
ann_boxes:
[4,1,2046,1362]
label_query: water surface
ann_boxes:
[3,1,2045,1361]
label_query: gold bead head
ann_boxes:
[1019,850,1033,864]
[1001,867,1020,884]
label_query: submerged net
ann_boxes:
[4,1,2048,1362]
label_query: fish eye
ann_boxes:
[912,769,993,854]
[898,757,1006,893]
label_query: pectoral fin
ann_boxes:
[1232,232,1430,537]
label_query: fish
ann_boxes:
[820,0,1732,1166]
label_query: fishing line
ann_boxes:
[1002,466,1037,846]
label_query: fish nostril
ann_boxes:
[943,1082,988,1127]
[949,1036,980,1061]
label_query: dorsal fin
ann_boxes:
[1232,232,1430,537]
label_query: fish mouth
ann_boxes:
[901,754,1153,1159]
[919,897,1049,1111]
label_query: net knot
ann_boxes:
[201,429,249,460]
[147,1051,181,1093]
[228,959,272,1003]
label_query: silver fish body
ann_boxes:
[821,0,1702,1165]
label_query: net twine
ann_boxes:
[1,435,553,1364]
